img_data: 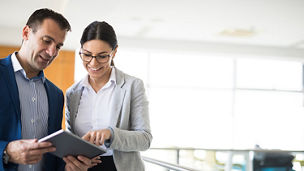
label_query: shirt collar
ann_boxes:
[11,52,46,82]
[11,52,23,72]
[109,67,117,84]
[81,67,117,89]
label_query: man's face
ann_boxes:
[23,18,67,72]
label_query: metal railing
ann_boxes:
[144,147,304,171]
[142,156,201,171]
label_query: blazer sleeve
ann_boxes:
[109,79,152,152]
[0,141,7,170]
[0,141,18,170]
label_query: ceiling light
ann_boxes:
[219,27,256,37]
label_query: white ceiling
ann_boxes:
[0,0,304,56]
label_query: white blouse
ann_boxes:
[74,67,116,156]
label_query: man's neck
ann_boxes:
[16,52,39,79]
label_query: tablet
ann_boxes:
[39,129,106,158]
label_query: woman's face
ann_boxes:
[81,39,116,81]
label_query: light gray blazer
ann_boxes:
[65,68,152,171]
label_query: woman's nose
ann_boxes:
[89,57,99,65]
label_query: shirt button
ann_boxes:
[31,119,34,124]
[32,97,36,102]
[29,165,32,168]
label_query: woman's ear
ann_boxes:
[112,45,118,57]
[111,45,118,59]
[111,45,118,66]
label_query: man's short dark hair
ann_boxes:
[26,8,71,32]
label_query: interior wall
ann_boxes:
[0,45,75,129]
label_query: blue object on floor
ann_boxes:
[261,167,293,171]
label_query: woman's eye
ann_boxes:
[98,55,108,59]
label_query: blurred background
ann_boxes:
[1,0,304,170]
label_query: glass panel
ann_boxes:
[114,48,149,83]
[74,49,87,82]
[150,52,234,88]
[237,58,302,91]
[234,90,304,149]
[149,87,233,148]
[74,48,304,152]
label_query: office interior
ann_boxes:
[1,0,304,170]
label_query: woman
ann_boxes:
[65,21,152,171]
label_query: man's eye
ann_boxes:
[43,39,51,44]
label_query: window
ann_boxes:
[74,48,304,150]
[234,58,304,149]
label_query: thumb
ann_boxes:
[82,134,90,141]
[24,139,38,144]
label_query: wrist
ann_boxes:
[104,127,114,148]
[3,148,10,165]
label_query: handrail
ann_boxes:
[148,147,304,153]
[142,156,201,171]
[144,147,304,171]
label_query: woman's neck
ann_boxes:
[88,69,112,92]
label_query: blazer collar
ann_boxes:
[108,68,126,126]
[0,55,21,118]
[115,67,125,88]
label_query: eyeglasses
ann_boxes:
[79,51,112,63]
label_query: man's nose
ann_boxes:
[46,44,57,57]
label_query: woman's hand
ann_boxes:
[82,129,112,146]
[64,155,101,171]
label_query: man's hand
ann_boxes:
[6,139,55,165]
[82,129,111,146]
[64,155,101,171]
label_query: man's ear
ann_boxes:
[22,25,31,40]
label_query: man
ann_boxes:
[0,8,95,171]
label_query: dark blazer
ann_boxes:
[0,55,65,171]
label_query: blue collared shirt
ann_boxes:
[11,52,49,171]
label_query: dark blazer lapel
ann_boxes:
[0,55,21,119]
[44,81,56,134]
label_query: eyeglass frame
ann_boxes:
[79,49,114,63]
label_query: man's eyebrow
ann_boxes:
[43,35,55,41]
[43,35,64,47]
